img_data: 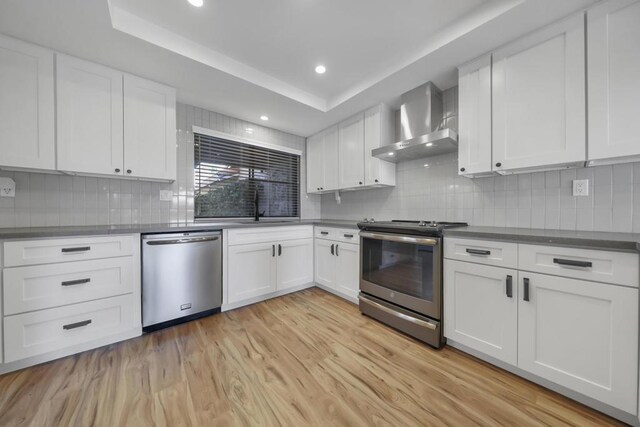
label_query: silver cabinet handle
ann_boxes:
[466,248,491,256]
[523,278,530,302]
[63,319,92,330]
[359,295,436,330]
[146,236,219,245]
[506,275,513,298]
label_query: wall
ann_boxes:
[321,86,640,233]
[0,103,320,228]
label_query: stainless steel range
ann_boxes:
[358,220,467,348]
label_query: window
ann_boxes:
[194,132,300,219]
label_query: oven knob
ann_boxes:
[370,218,375,223]
[389,292,395,299]
[418,221,426,226]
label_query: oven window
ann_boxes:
[362,239,434,301]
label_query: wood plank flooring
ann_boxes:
[0,288,624,426]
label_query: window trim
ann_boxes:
[192,126,302,156]
[192,126,301,220]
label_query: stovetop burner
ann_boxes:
[358,219,468,236]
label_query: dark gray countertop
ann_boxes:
[444,226,640,252]
[0,219,359,240]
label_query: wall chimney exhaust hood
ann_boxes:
[372,82,457,163]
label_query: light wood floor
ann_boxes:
[0,288,624,427]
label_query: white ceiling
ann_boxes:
[0,0,597,136]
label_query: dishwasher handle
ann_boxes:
[145,236,219,246]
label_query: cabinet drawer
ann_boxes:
[518,244,639,287]
[3,294,136,363]
[3,257,135,315]
[315,226,359,244]
[444,237,518,268]
[314,227,335,240]
[227,226,312,246]
[3,235,135,267]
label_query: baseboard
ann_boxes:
[313,283,358,304]
[221,282,315,312]
[0,327,142,375]
[447,339,639,426]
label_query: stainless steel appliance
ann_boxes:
[358,220,467,348]
[142,231,222,331]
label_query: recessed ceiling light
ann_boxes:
[188,0,203,7]
[260,115,269,121]
[426,142,434,147]
[388,152,394,156]
[245,127,253,134]
[315,65,326,74]
[424,164,430,168]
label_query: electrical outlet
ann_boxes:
[572,179,589,196]
[0,177,16,197]
[159,190,173,201]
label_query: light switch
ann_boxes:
[0,177,16,197]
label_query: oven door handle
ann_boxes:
[359,232,439,246]
[358,295,437,330]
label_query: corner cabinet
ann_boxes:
[444,237,639,419]
[307,103,395,194]
[0,34,55,171]
[314,226,360,302]
[457,55,492,177]
[587,0,640,166]
[492,14,586,173]
[56,54,177,182]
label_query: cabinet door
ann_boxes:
[124,75,177,181]
[335,242,360,301]
[518,272,638,413]
[338,113,365,189]
[492,14,585,172]
[227,242,277,303]
[444,260,518,365]
[364,104,395,186]
[276,238,313,291]
[588,0,640,164]
[323,125,340,191]
[458,55,492,176]
[0,35,55,170]
[306,132,323,193]
[314,239,336,288]
[56,54,124,176]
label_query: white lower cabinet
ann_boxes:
[444,260,517,365]
[444,238,639,418]
[517,272,638,413]
[276,239,314,291]
[314,228,360,302]
[227,242,278,304]
[226,227,314,306]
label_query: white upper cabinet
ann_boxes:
[458,55,493,177]
[306,132,324,193]
[0,35,55,171]
[364,104,396,186]
[306,125,339,193]
[587,0,640,165]
[56,54,124,177]
[338,112,365,189]
[123,74,176,181]
[323,126,339,191]
[492,14,586,173]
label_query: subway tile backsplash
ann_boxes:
[321,153,640,233]
[0,103,320,228]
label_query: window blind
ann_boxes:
[194,133,300,219]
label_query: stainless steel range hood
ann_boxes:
[372,82,458,163]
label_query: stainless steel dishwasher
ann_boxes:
[142,231,222,331]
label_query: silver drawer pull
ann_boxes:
[146,236,219,245]
[61,246,91,253]
[63,319,92,330]
[358,295,437,330]
[61,278,91,287]
[553,258,592,268]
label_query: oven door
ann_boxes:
[360,231,441,319]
